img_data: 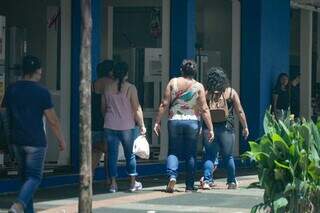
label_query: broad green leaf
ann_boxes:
[272,134,288,149]
[256,152,270,168]
[273,197,288,211]
[274,168,285,180]
[274,160,290,170]
[260,136,273,154]
[284,183,294,194]
[308,160,320,181]
[289,143,299,162]
[278,120,292,145]
[249,141,261,153]
[299,124,311,150]
[264,110,277,135]
[273,136,290,161]
[310,122,320,153]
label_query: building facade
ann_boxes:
[0,0,319,193]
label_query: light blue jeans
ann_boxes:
[104,128,137,178]
[203,124,236,184]
[13,145,46,213]
[167,120,200,189]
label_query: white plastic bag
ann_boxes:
[133,135,150,159]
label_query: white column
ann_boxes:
[159,0,170,160]
[232,0,241,157]
[58,0,72,165]
[300,9,313,119]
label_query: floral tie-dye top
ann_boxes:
[169,78,200,120]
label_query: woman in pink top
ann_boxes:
[102,62,146,193]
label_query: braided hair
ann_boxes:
[180,59,197,78]
[206,67,229,94]
[113,62,128,92]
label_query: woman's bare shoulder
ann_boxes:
[224,87,236,98]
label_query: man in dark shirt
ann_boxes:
[1,55,65,213]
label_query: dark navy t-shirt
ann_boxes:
[1,81,53,147]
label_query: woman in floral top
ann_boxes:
[154,59,214,193]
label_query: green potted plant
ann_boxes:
[243,110,320,213]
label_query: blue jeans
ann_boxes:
[13,145,46,213]
[203,124,236,184]
[167,120,200,189]
[92,131,104,144]
[104,128,137,178]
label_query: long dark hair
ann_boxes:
[274,73,289,91]
[113,62,128,92]
[206,67,229,94]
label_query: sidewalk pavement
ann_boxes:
[0,171,263,213]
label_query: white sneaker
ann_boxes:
[227,181,238,189]
[129,181,143,192]
[8,203,24,213]
[202,182,211,190]
[166,178,176,193]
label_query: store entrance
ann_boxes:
[0,0,71,179]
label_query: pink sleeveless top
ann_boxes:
[103,86,135,130]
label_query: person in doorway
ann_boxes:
[153,59,214,193]
[1,55,66,213]
[202,67,249,190]
[102,62,146,193]
[272,73,290,120]
[290,73,300,118]
[91,60,113,182]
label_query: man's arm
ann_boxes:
[44,108,66,151]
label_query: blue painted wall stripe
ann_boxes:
[70,0,81,173]
[170,0,196,78]
[91,0,101,81]
[241,0,290,153]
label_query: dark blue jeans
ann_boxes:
[13,145,46,213]
[203,124,236,184]
[167,120,200,189]
[104,128,137,178]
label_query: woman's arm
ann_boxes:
[272,94,278,112]
[153,80,173,136]
[129,85,146,135]
[231,88,249,139]
[198,85,214,141]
